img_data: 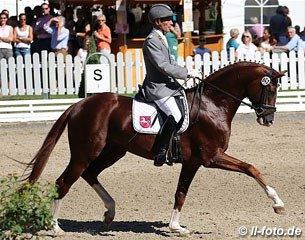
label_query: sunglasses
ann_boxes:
[42,8,49,10]
[242,35,250,38]
[160,16,172,22]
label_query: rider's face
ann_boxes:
[156,16,173,34]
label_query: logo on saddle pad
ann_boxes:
[139,116,151,128]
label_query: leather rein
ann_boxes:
[189,69,278,125]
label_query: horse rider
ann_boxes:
[141,4,199,167]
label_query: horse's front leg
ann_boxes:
[210,151,285,214]
[169,162,200,236]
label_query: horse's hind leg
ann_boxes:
[51,159,90,235]
[81,144,127,227]
[207,151,285,214]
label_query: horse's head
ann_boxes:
[247,66,286,126]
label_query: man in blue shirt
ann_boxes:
[193,35,211,60]
[43,16,69,57]
[274,26,303,52]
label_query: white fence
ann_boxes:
[0,49,305,96]
[0,49,305,122]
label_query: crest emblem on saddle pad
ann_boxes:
[261,76,271,86]
[140,116,151,128]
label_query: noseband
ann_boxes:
[252,69,277,118]
[191,68,278,121]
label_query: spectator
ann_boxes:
[13,13,33,57]
[33,3,53,53]
[295,25,301,36]
[136,6,152,38]
[249,16,263,40]
[43,16,69,57]
[75,8,91,51]
[166,15,181,60]
[77,35,90,66]
[32,5,43,24]
[273,26,303,53]
[130,4,142,23]
[300,27,305,41]
[193,35,211,60]
[93,14,111,55]
[236,30,257,59]
[24,6,35,26]
[269,6,289,46]
[0,11,13,60]
[64,6,76,56]
[283,6,292,27]
[1,9,16,27]
[256,27,277,53]
[226,28,239,57]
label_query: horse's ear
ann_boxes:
[277,70,288,78]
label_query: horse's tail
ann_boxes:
[24,104,74,182]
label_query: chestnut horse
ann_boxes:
[25,62,286,236]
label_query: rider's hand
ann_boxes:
[187,69,201,79]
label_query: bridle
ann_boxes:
[190,68,278,124]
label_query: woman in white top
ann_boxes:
[77,35,90,70]
[0,12,13,60]
[236,30,257,60]
[13,13,33,57]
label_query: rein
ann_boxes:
[189,68,277,123]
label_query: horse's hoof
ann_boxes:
[170,226,191,237]
[44,225,65,237]
[273,206,286,215]
[103,211,114,227]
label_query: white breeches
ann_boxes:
[154,96,182,123]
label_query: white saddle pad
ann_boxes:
[132,94,189,134]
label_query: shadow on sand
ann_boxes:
[58,219,211,237]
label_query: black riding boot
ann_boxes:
[154,115,177,167]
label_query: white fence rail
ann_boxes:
[0,49,305,122]
[0,49,305,96]
[0,91,304,123]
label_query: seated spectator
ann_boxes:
[193,35,211,60]
[43,16,69,57]
[226,28,239,57]
[273,26,302,53]
[13,13,33,57]
[256,27,277,53]
[236,30,257,59]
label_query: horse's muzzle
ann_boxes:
[255,106,276,127]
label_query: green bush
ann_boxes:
[0,174,58,240]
